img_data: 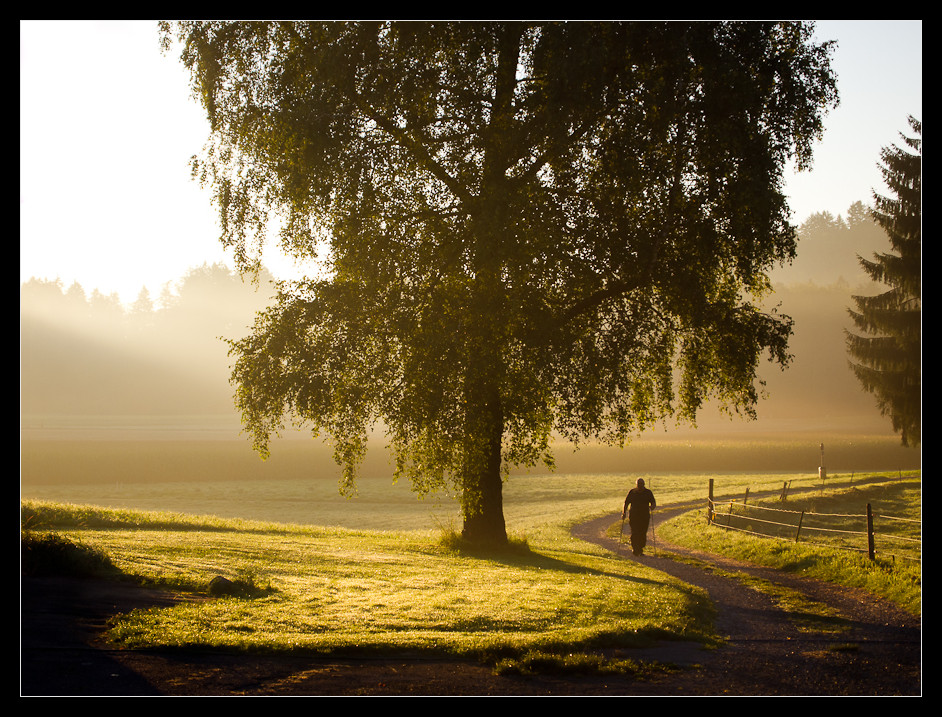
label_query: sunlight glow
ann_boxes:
[20,20,921,306]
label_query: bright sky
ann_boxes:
[20,20,922,307]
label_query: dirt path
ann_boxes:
[572,505,921,695]
[21,502,921,696]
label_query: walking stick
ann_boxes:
[650,509,657,557]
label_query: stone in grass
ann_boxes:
[208,575,247,597]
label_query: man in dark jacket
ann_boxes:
[622,478,656,556]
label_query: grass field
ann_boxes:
[21,462,920,668]
[20,428,920,531]
[21,497,718,662]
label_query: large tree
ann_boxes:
[846,116,921,447]
[163,21,837,544]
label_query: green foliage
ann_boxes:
[21,529,119,578]
[846,116,921,447]
[162,21,839,542]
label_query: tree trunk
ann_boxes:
[460,379,508,546]
[457,23,521,547]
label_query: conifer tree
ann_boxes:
[846,116,921,446]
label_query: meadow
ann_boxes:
[20,426,920,532]
[21,424,921,671]
[20,420,919,671]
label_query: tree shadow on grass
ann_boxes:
[443,533,673,589]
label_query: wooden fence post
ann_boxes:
[708,479,714,525]
[795,511,804,543]
[744,487,749,506]
[867,503,875,560]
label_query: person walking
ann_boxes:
[622,478,656,556]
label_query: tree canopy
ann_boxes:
[846,116,921,447]
[162,20,838,544]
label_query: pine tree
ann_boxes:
[846,116,921,446]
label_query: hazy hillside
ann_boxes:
[20,263,275,417]
[751,281,884,428]
[20,310,228,415]
[769,202,891,287]
[19,206,903,439]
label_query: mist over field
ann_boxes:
[20,209,920,522]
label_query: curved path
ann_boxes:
[572,503,921,695]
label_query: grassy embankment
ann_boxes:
[655,473,921,615]
[21,470,919,674]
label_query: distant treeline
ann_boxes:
[770,201,889,286]
[21,263,276,415]
[20,207,894,428]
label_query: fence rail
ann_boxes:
[706,478,921,563]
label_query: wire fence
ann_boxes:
[706,480,921,564]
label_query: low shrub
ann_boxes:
[21,530,119,578]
